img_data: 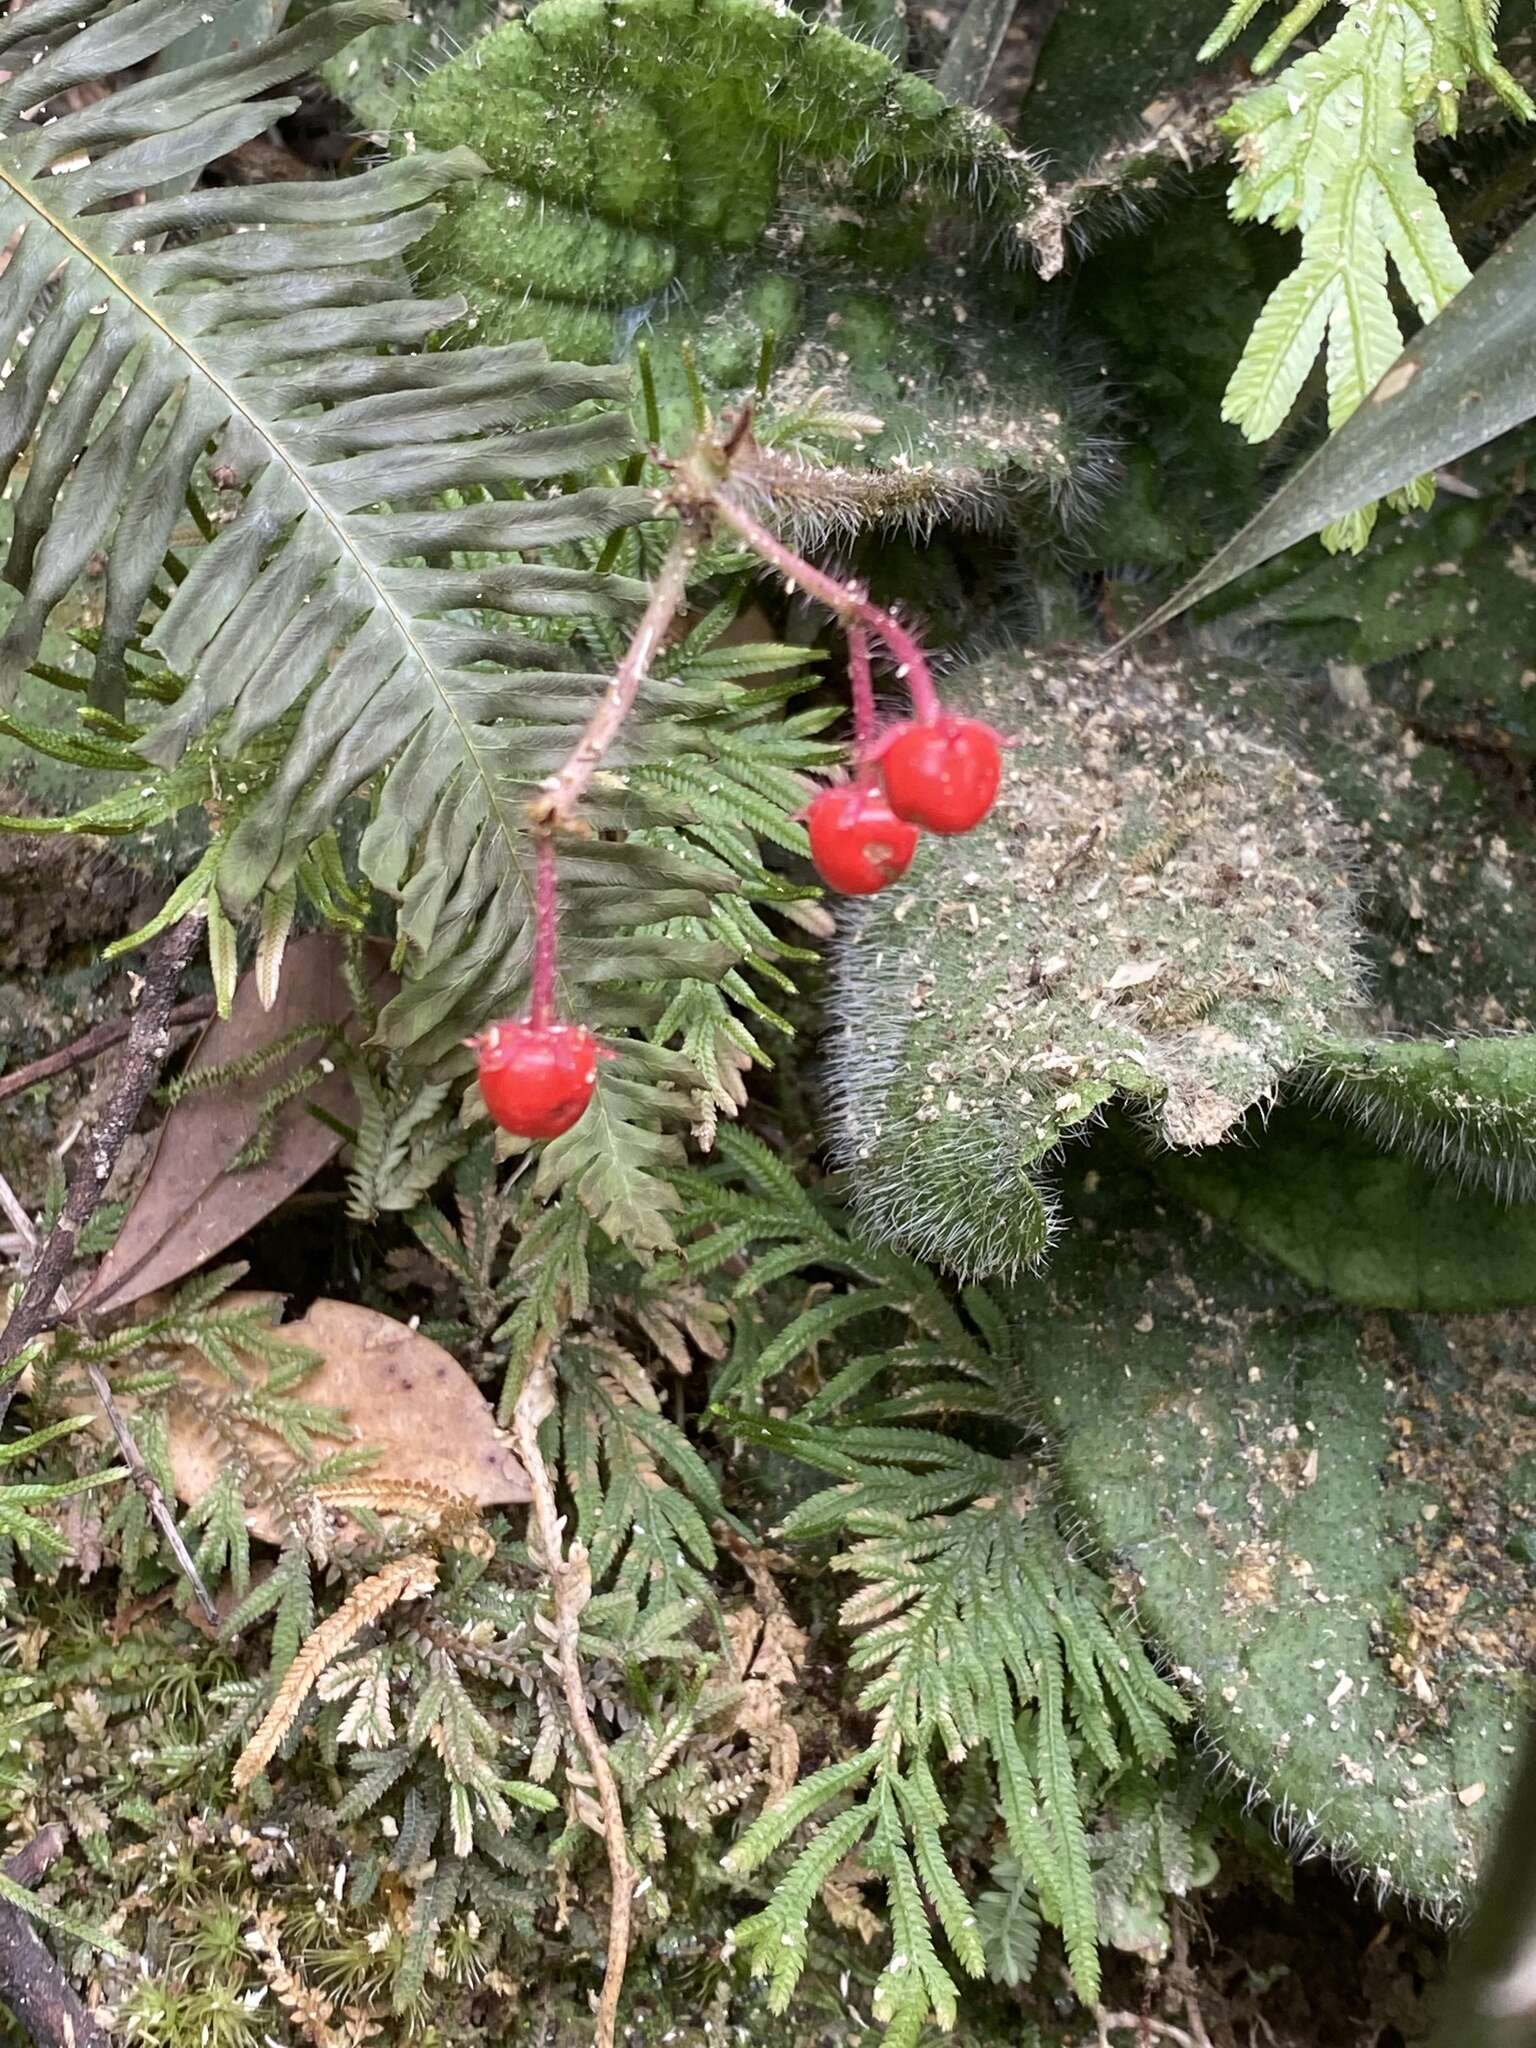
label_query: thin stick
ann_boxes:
[934,0,1020,107]
[1169,1901,1215,2048]
[705,488,942,721]
[0,1163,218,1627]
[0,1170,34,1243]
[2,1833,66,1894]
[0,997,213,1106]
[0,914,219,1623]
[529,525,700,830]
[512,1338,633,2048]
[80,1357,218,1624]
[0,1828,111,2048]
[1093,2015,1199,2048]
[0,912,207,1415]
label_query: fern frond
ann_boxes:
[1213,0,1532,543]
[557,1332,722,1617]
[0,5,645,966]
[1,1,847,1256]
[702,1168,1183,2033]
[728,1434,1181,2019]
[233,1552,440,1789]
[0,1867,131,1962]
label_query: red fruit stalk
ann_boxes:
[804,622,918,894]
[488,422,1009,1127]
[530,825,558,1030]
[706,490,943,725]
[847,622,879,756]
[530,529,700,830]
[484,536,708,1141]
[707,485,1003,838]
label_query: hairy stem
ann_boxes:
[530,525,700,830]
[705,488,942,720]
[512,1339,633,2048]
[848,622,879,761]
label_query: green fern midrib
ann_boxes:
[0,153,542,919]
[1333,157,1380,424]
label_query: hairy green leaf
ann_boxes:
[1161,1104,1536,1311]
[1023,1163,1531,1911]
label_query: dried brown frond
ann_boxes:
[310,1479,492,1558]
[232,1553,440,1790]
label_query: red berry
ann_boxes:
[879,715,1002,835]
[806,781,920,895]
[474,1018,600,1139]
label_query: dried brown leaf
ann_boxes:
[823,1860,882,1945]
[80,935,395,1313]
[273,1298,529,1507]
[76,1294,529,1545]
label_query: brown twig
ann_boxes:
[1093,2016,1200,2048]
[528,524,700,830]
[0,1827,111,2048]
[0,912,206,1422]
[1169,1901,1215,2048]
[0,1161,219,1628]
[0,915,219,1624]
[2,1832,66,1894]
[0,1156,217,1625]
[80,1356,219,1625]
[511,1337,634,2048]
[0,996,214,1106]
[0,1171,35,1244]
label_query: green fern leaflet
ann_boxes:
[687,1138,1186,2041]
[1206,0,1533,547]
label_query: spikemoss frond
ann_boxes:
[686,1155,1185,2035]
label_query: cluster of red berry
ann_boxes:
[806,716,1001,892]
[472,502,1004,1143]
[804,616,1002,895]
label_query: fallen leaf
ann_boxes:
[81,935,395,1313]
[271,1297,528,1509]
[78,1294,528,1545]
[1103,956,1169,996]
